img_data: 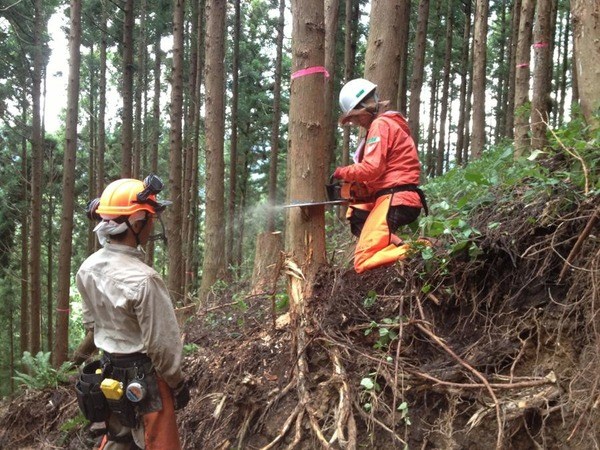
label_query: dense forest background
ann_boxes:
[0,0,598,404]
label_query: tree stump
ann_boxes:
[250,231,283,295]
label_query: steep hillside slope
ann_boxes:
[0,148,597,449]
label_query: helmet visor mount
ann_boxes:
[135,174,172,213]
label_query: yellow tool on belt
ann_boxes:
[101,378,124,400]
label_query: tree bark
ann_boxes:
[397,0,411,114]
[167,0,185,304]
[531,0,554,149]
[121,0,134,177]
[133,0,147,178]
[504,0,522,139]
[97,0,107,196]
[470,0,489,158]
[54,0,81,366]
[364,0,403,109]
[571,0,600,130]
[29,0,44,355]
[266,0,285,232]
[287,0,328,304]
[455,0,472,167]
[199,0,227,304]
[227,0,241,270]
[20,88,29,357]
[436,0,453,177]
[514,0,536,157]
[408,0,430,147]
[324,0,340,173]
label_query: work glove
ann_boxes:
[332,167,344,180]
[173,380,190,410]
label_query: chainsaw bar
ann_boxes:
[281,199,348,208]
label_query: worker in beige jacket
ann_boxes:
[77,175,188,450]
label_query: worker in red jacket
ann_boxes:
[333,78,428,273]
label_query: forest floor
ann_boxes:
[0,159,598,449]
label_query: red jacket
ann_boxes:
[336,111,422,208]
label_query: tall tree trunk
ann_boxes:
[287,0,328,302]
[121,0,134,177]
[87,46,96,255]
[470,0,489,158]
[146,23,163,267]
[227,0,241,271]
[455,0,472,167]
[557,6,570,125]
[531,0,554,149]
[167,0,185,304]
[408,0,430,147]
[183,0,204,299]
[20,89,29,357]
[266,0,286,232]
[29,0,44,355]
[46,145,55,352]
[97,0,107,196]
[426,76,438,178]
[185,0,205,292]
[571,0,600,130]
[286,8,328,421]
[436,0,453,177]
[339,0,359,220]
[54,0,81,366]
[324,0,340,172]
[364,0,403,108]
[397,0,411,114]
[514,0,536,157]
[504,0,522,139]
[199,0,227,303]
[133,0,147,178]
[494,0,509,141]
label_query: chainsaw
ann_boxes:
[281,180,373,209]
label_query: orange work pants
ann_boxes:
[351,194,416,273]
[98,377,181,450]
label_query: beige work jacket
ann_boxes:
[76,242,184,389]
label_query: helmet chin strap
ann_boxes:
[148,216,168,245]
[124,215,168,247]
[125,219,145,247]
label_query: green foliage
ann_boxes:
[363,290,377,309]
[59,412,88,433]
[274,292,289,311]
[364,317,402,350]
[13,351,75,390]
[183,343,200,356]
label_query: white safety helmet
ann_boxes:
[339,78,377,114]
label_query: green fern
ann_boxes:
[13,351,75,390]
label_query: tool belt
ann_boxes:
[75,352,160,428]
[375,184,429,216]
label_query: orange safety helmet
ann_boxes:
[90,175,170,221]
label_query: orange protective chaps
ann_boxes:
[98,377,181,450]
[350,194,415,274]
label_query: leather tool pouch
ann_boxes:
[75,360,110,422]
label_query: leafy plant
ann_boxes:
[13,351,75,390]
[275,292,289,311]
[363,290,377,308]
[364,317,400,350]
[183,343,200,355]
